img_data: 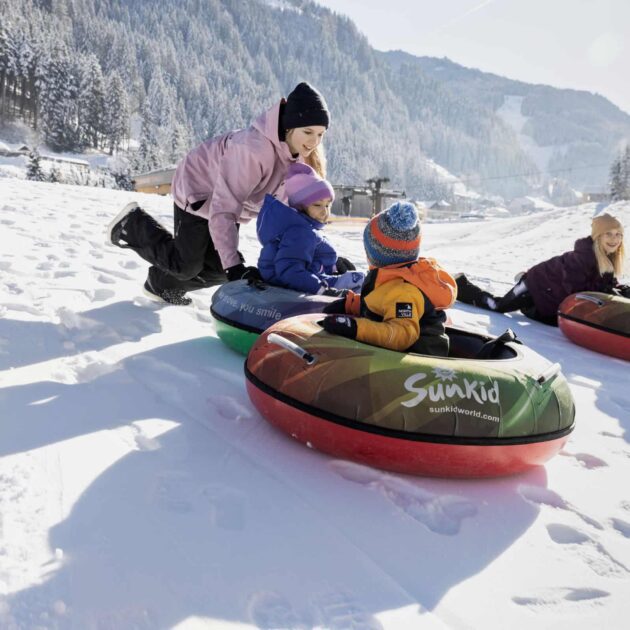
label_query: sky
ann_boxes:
[315,0,630,115]
[1,164,630,627]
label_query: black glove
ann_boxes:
[335,256,356,273]
[319,286,347,298]
[225,264,262,282]
[614,284,630,298]
[318,315,357,339]
[322,297,347,314]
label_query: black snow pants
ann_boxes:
[457,274,557,326]
[495,277,558,326]
[124,202,227,293]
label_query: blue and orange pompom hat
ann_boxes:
[363,201,421,268]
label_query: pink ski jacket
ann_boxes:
[171,102,298,269]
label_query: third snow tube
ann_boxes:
[558,291,630,361]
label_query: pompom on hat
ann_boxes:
[591,212,623,241]
[281,82,330,130]
[363,201,421,268]
[285,163,334,209]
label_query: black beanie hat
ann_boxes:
[281,82,330,130]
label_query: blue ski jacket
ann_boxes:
[256,195,338,293]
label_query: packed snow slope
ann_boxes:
[1,178,629,630]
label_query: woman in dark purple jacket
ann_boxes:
[455,213,628,325]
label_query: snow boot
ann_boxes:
[107,201,144,247]
[455,274,497,310]
[143,277,192,306]
[493,279,534,313]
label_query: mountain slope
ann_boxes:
[381,51,630,192]
[2,0,629,198]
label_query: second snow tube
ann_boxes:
[210,279,337,355]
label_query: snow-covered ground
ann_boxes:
[0,178,629,630]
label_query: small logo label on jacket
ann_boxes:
[396,302,413,318]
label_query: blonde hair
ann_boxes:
[305,144,327,179]
[593,235,625,277]
[285,129,327,178]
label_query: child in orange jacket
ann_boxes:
[320,201,457,356]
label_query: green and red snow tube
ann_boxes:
[558,291,630,361]
[245,315,575,478]
[210,279,336,355]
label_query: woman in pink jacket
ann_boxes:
[108,83,332,305]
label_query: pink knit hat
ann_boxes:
[285,163,334,209]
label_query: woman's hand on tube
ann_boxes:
[225,264,263,283]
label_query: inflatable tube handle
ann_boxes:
[574,293,605,307]
[267,333,317,365]
[536,362,561,386]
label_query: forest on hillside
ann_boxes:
[2,0,628,199]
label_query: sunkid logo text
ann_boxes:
[401,368,500,408]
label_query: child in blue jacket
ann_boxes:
[256,163,364,294]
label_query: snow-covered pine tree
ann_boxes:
[168,99,192,163]
[78,54,106,149]
[104,70,129,155]
[38,42,80,151]
[104,30,139,106]
[48,165,62,183]
[26,148,46,181]
[609,151,625,201]
[14,21,34,121]
[1,13,22,119]
[134,68,189,171]
[134,99,160,173]
[0,17,7,104]
[148,70,177,163]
